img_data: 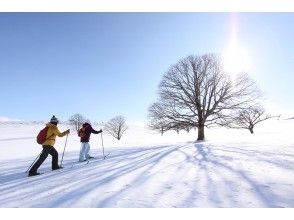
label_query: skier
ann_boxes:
[28,115,70,177]
[78,122,102,162]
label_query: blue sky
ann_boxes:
[0,13,293,122]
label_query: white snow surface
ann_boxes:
[0,120,293,207]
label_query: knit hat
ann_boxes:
[50,115,59,123]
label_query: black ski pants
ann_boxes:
[29,145,59,173]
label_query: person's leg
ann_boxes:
[29,146,50,174]
[85,143,91,160]
[79,143,86,162]
[49,147,59,169]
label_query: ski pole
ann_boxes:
[26,151,42,173]
[100,132,105,159]
[60,133,68,167]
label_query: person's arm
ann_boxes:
[55,127,70,137]
[90,126,102,134]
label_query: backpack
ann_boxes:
[78,127,86,138]
[37,127,49,145]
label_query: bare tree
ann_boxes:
[148,54,260,141]
[149,119,192,136]
[104,116,128,140]
[69,113,87,132]
[149,121,167,136]
[229,105,279,134]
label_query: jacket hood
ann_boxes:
[83,122,91,127]
[46,123,57,128]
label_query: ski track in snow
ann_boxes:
[0,121,294,207]
[0,141,294,207]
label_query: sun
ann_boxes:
[223,44,251,80]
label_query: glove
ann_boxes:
[100,129,103,133]
[66,129,70,134]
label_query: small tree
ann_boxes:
[104,116,128,140]
[229,105,279,134]
[69,113,87,132]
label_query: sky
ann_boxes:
[0,13,293,123]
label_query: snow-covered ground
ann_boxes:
[0,119,293,207]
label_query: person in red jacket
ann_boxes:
[79,122,102,162]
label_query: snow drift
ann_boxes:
[0,120,293,207]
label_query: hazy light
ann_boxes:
[223,43,251,80]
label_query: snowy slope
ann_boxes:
[0,120,293,207]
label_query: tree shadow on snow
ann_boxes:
[0,142,293,207]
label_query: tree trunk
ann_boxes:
[197,125,205,141]
[249,127,254,134]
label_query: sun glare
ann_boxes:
[223,44,251,80]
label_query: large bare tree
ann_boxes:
[104,116,128,140]
[148,54,260,141]
[228,105,279,134]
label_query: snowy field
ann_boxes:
[0,119,293,207]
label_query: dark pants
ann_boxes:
[29,145,59,173]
